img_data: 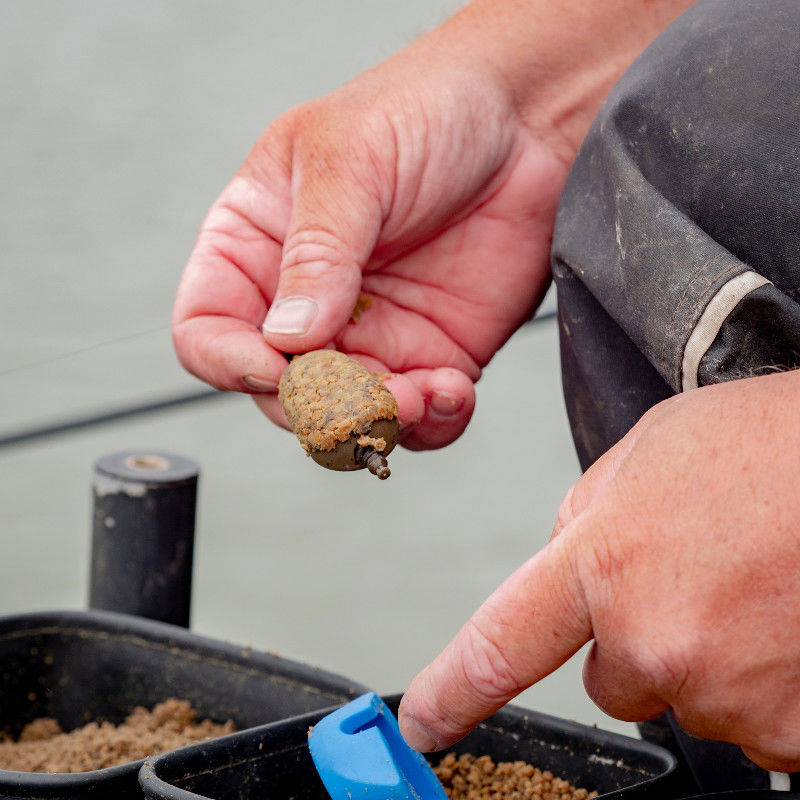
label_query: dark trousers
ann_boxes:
[552,0,800,791]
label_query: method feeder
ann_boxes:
[278,351,400,480]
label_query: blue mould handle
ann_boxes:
[309,693,448,800]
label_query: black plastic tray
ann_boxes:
[0,610,366,799]
[140,694,683,800]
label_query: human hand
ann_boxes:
[172,37,562,450]
[172,0,690,449]
[399,371,800,771]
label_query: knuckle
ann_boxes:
[244,115,297,185]
[173,323,236,392]
[654,641,762,743]
[170,320,210,375]
[579,520,627,594]
[552,485,577,538]
[672,702,745,746]
[281,227,353,272]
[634,639,693,701]
[574,492,646,599]
[256,101,309,147]
[456,618,522,706]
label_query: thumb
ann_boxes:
[261,131,384,352]
[398,533,592,751]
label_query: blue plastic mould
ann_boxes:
[309,692,448,800]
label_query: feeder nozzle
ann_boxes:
[356,447,391,480]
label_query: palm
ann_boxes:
[346,137,567,376]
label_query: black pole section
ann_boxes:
[89,450,199,627]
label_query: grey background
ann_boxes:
[0,2,635,736]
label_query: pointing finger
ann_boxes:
[398,532,592,751]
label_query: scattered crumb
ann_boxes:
[350,292,373,323]
[356,435,386,451]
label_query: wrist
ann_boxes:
[433,0,695,161]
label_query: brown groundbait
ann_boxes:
[434,753,597,800]
[279,350,400,479]
[0,699,598,796]
[0,700,234,773]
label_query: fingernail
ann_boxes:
[430,392,464,417]
[243,375,279,393]
[399,714,437,752]
[263,296,318,335]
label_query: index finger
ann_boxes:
[398,532,592,751]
